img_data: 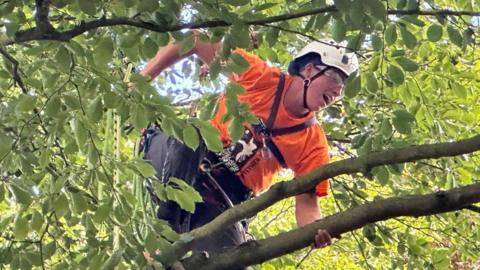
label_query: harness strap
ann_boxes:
[270,117,318,137]
[264,137,287,168]
[302,68,328,111]
[260,73,319,168]
[266,73,285,130]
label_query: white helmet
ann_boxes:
[294,39,359,77]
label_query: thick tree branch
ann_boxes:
[465,204,480,214]
[35,0,54,33]
[182,183,480,269]
[8,6,480,45]
[163,135,480,265]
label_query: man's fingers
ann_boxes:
[313,229,333,249]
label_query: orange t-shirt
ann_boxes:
[210,49,330,197]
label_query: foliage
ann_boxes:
[0,0,479,269]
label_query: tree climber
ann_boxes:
[139,31,359,255]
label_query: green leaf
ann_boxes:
[369,55,380,71]
[0,133,13,158]
[344,74,361,98]
[199,95,219,121]
[71,193,88,214]
[447,25,463,48]
[132,158,157,178]
[142,37,158,59]
[399,26,417,49]
[131,105,149,130]
[103,91,122,109]
[365,0,387,21]
[50,175,68,194]
[169,177,202,203]
[183,124,200,150]
[392,110,415,134]
[209,58,221,80]
[225,0,249,6]
[64,94,81,110]
[395,57,419,72]
[11,184,32,205]
[93,203,111,223]
[102,248,124,270]
[13,215,29,240]
[226,82,246,97]
[55,46,71,71]
[94,38,114,66]
[451,82,467,99]
[172,188,196,213]
[387,64,405,85]
[426,24,443,42]
[53,193,69,217]
[432,248,450,270]
[137,0,159,13]
[86,95,103,123]
[392,118,412,135]
[230,24,251,49]
[198,122,223,152]
[179,34,195,56]
[229,117,244,143]
[380,118,393,138]
[334,0,350,11]
[315,14,331,30]
[77,0,97,15]
[43,241,56,259]
[373,166,389,186]
[393,109,415,122]
[365,71,378,93]
[45,95,62,117]
[230,52,250,70]
[371,34,383,51]
[73,118,88,149]
[16,94,38,113]
[332,18,347,42]
[30,210,44,233]
[265,28,279,47]
[384,24,397,45]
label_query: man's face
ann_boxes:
[305,66,346,111]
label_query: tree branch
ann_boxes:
[181,183,480,269]
[464,204,480,214]
[35,0,54,33]
[163,135,480,265]
[8,6,480,45]
[0,46,28,93]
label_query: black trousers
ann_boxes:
[143,129,251,253]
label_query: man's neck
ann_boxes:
[284,76,310,118]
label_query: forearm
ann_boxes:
[140,42,187,79]
[295,192,321,227]
[141,31,222,80]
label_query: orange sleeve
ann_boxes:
[229,48,268,88]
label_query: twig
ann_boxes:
[0,47,28,93]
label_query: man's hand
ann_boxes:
[313,229,333,249]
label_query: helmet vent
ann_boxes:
[342,55,349,64]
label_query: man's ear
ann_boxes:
[300,63,315,78]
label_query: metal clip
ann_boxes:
[260,137,272,160]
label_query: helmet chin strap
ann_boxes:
[300,68,329,112]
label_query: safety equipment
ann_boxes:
[294,39,359,77]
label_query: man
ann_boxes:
[140,32,359,254]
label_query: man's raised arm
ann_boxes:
[141,31,222,79]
